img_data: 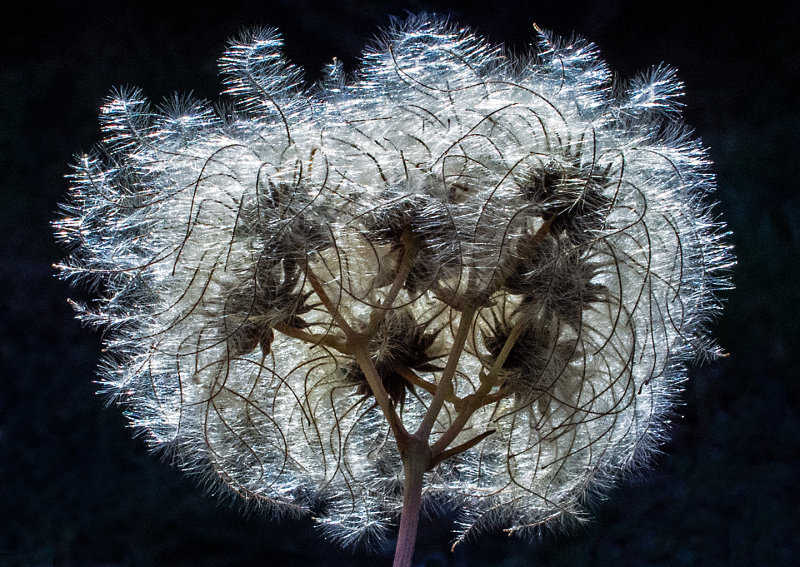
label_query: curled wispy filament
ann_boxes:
[55,15,732,550]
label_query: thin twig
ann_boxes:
[416,304,477,441]
[367,229,418,336]
[272,321,350,354]
[429,429,496,469]
[306,268,359,339]
[353,347,409,442]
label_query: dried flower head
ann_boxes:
[55,15,732,563]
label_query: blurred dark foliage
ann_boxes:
[1,1,797,565]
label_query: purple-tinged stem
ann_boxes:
[393,440,429,567]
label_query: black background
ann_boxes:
[2,1,798,565]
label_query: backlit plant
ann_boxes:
[55,16,732,566]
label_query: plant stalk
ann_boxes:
[393,440,429,567]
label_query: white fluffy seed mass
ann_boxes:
[56,16,731,545]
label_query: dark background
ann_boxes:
[2,1,797,565]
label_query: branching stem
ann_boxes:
[305,265,407,442]
[273,321,350,354]
[416,304,477,441]
[300,222,551,566]
[305,268,359,338]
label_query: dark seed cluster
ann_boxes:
[54,17,731,548]
[343,310,444,406]
[364,186,461,296]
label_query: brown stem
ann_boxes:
[306,269,359,339]
[272,321,350,354]
[305,265,406,443]
[367,229,418,336]
[483,318,526,385]
[430,377,494,456]
[429,429,495,469]
[431,314,527,456]
[474,388,508,408]
[395,366,438,397]
[353,345,408,443]
[416,305,477,441]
